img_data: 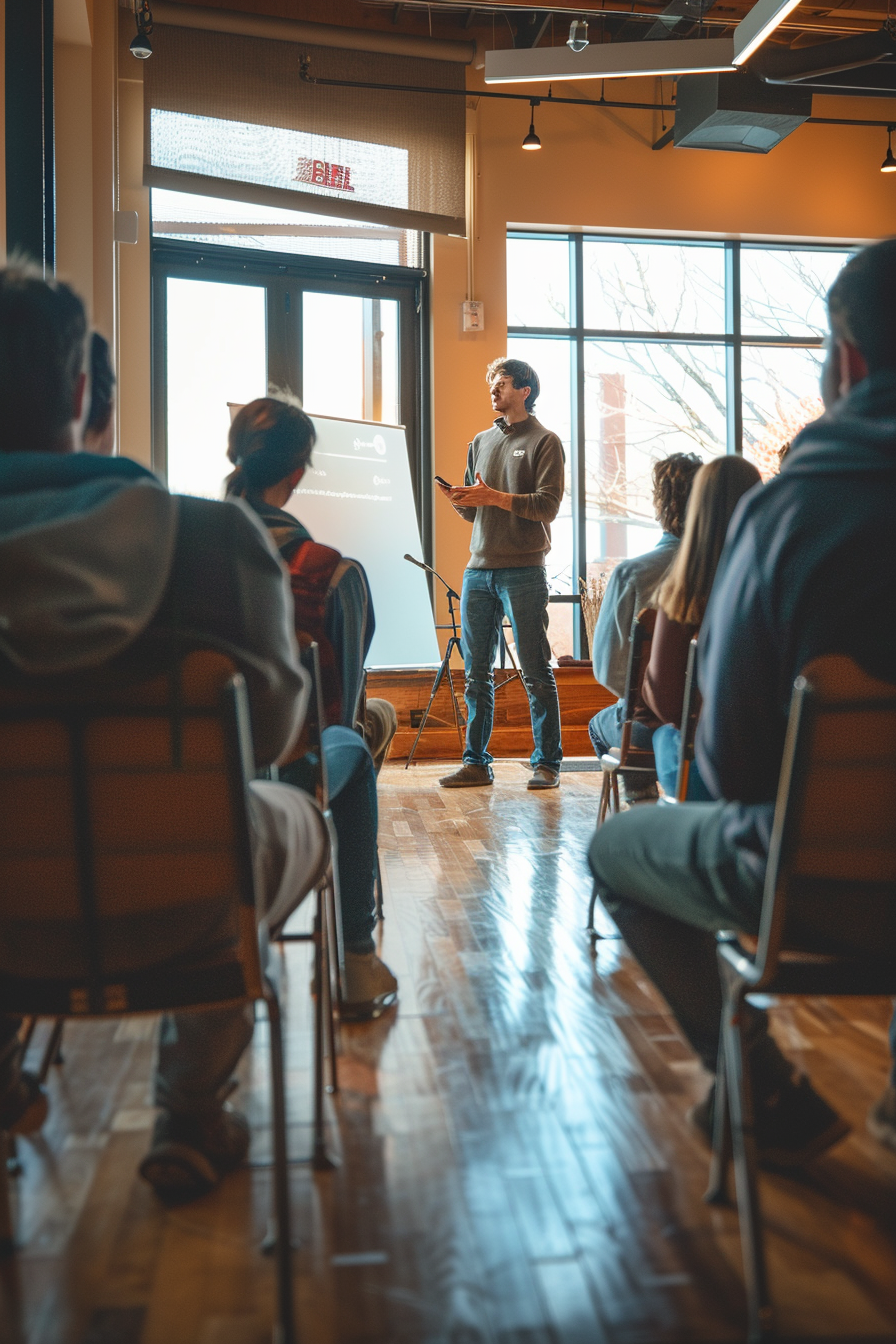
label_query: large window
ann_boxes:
[507,234,853,656]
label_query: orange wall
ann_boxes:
[430,73,896,647]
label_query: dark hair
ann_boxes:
[85,332,115,436]
[225,396,316,498]
[827,238,896,372]
[652,452,703,537]
[658,455,761,626]
[486,356,540,412]
[0,259,87,451]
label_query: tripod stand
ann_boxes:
[404,555,466,769]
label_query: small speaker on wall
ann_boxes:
[673,71,812,153]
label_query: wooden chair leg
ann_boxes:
[610,772,620,813]
[724,996,775,1343]
[263,978,297,1344]
[0,1132,15,1257]
[597,770,613,827]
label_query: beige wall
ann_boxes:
[117,62,152,468]
[429,77,896,643]
[55,41,94,304]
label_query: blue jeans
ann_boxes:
[281,725,378,955]
[588,699,656,794]
[461,565,562,771]
[652,723,712,801]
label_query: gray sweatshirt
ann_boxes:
[453,415,565,569]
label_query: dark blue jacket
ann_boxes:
[696,371,896,873]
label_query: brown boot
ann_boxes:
[438,763,494,788]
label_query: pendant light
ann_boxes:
[522,99,542,150]
[882,125,896,173]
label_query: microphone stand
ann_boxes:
[403,554,465,768]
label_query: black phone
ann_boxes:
[434,475,453,490]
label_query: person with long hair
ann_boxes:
[642,454,762,798]
[589,451,703,800]
[226,396,397,1019]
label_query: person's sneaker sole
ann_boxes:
[138,1140,220,1201]
[439,773,493,788]
[339,990,398,1023]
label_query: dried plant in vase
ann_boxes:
[579,573,608,656]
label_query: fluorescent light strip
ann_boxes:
[484,38,735,84]
[733,0,804,65]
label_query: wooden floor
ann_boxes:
[2,761,895,1344]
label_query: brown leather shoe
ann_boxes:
[527,766,560,790]
[438,763,494,788]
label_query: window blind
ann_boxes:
[143,25,466,236]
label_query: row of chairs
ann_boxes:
[0,642,353,1344]
[587,616,896,1342]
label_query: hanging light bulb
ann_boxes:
[522,99,542,150]
[882,125,896,173]
[130,0,153,59]
[567,19,590,52]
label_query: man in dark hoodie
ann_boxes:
[0,263,328,1200]
[588,238,896,1162]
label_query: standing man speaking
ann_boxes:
[438,357,565,790]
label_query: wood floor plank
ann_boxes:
[3,761,894,1342]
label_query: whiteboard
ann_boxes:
[286,414,440,669]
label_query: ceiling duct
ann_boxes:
[673,70,812,152]
[751,28,896,82]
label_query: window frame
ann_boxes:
[507,231,853,655]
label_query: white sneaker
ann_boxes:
[341,952,398,1021]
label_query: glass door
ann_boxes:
[151,239,429,547]
[164,276,267,499]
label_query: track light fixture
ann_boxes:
[522,99,542,150]
[568,20,589,53]
[882,125,896,172]
[130,0,154,59]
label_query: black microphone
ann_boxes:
[404,553,460,601]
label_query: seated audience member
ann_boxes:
[0,262,326,1200]
[589,238,896,1161]
[642,454,761,800]
[590,452,702,800]
[82,331,115,455]
[225,397,397,1018]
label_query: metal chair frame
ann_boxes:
[0,652,314,1344]
[588,612,658,935]
[672,636,701,804]
[274,643,344,1172]
[703,656,896,1343]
